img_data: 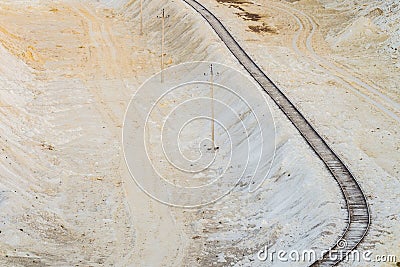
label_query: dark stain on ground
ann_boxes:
[366,7,383,18]
[216,0,251,4]
[231,4,245,11]
[235,11,262,21]
[248,23,278,34]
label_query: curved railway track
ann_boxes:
[181,0,370,265]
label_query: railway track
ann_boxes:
[181,0,370,265]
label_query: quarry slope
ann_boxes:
[0,0,394,266]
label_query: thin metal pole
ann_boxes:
[210,64,215,148]
[140,0,143,35]
[161,8,165,83]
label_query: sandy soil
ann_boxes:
[198,0,400,265]
[0,0,398,266]
[0,1,156,265]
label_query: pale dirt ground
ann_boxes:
[0,1,158,265]
[199,0,400,265]
[0,0,398,266]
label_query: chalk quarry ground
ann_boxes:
[0,0,398,266]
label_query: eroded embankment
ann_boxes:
[114,0,348,266]
[0,0,347,266]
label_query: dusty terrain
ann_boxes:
[0,0,398,266]
[200,0,400,264]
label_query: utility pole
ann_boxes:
[210,64,215,149]
[157,9,169,83]
[204,64,219,151]
[140,0,143,35]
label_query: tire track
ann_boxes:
[73,3,124,128]
[181,0,370,266]
[269,2,400,123]
[75,4,118,77]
